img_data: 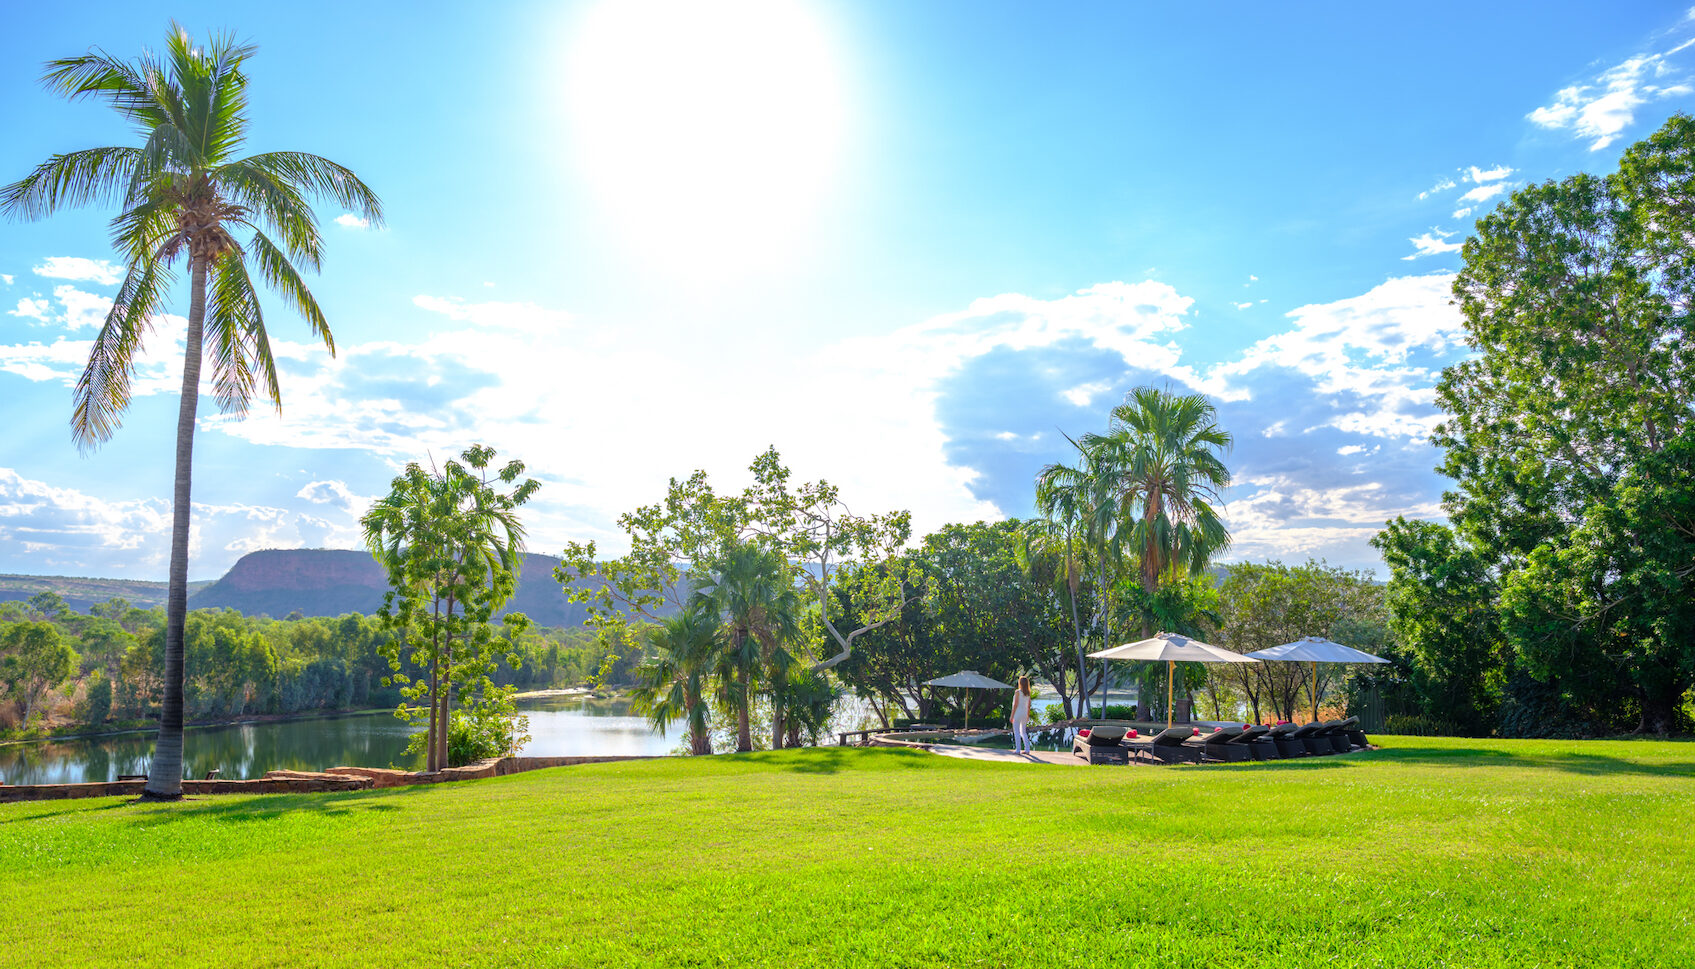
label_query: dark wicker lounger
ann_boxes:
[1187,725,1251,762]
[1237,724,1278,760]
[1071,725,1130,765]
[1125,726,1203,765]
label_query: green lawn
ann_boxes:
[3,737,1691,968]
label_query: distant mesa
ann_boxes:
[187,548,594,626]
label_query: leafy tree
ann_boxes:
[559,448,919,672]
[363,445,540,770]
[1,26,381,796]
[1384,114,1695,736]
[1,621,80,725]
[1035,444,1121,716]
[629,608,721,755]
[692,543,802,752]
[1371,519,1504,735]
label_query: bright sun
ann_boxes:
[565,0,850,276]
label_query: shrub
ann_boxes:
[77,670,112,725]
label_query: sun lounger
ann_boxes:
[1299,721,1342,754]
[1267,722,1306,757]
[1187,725,1251,762]
[1070,725,1130,765]
[1238,724,1277,760]
[1126,725,1203,764]
[1320,717,1367,752]
[1336,716,1368,750]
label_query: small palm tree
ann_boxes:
[630,608,721,756]
[2,25,382,798]
[1035,446,1120,717]
[693,543,802,752]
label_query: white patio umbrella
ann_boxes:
[922,670,1014,730]
[1244,636,1389,723]
[1089,632,1259,729]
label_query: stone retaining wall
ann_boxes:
[0,755,658,803]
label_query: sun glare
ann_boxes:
[564,0,850,277]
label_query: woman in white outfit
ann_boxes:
[1010,675,1034,753]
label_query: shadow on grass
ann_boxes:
[1364,746,1695,777]
[0,799,134,824]
[739,746,938,775]
[113,786,424,825]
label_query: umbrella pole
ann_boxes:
[1311,661,1319,723]
[1166,660,1174,730]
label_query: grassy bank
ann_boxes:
[2,736,1691,967]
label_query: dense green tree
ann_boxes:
[1371,520,1504,735]
[1,26,381,796]
[1,621,80,725]
[363,445,540,770]
[1382,114,1695,736]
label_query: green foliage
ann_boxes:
[1213,561,1388,725]
[76,669,112,725]
[364,444,540,771]
[0,621,79,725]
[1377,115,1695,737]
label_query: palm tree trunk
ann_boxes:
[142,257,207,801]
[737,662,752,752]
[771,697,784,751]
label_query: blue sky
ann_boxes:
[3,1,1694,580]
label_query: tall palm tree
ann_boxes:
[692,543,802,752]
[3,26,382,798]
[630,608,721,756]
[1035,444,1120,717]
[1084,386,1233,638]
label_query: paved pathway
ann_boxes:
[884,740,1083,766]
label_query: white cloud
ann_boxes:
[1417,177,1457,200]
[1458,183,1507,205]
[54,286,112,330]
[0,467,362,575]
[1209,273,1466,439]
[1402,230,1464,260]
[1060,380,1113,407]
[32,257,122,286]
[1466,165,1512,183]
[1337,445,1366,456]
[1,274,14,286]
[1248,275,1259,283]
[1527,38,1695,150]
[334,213,370,229]
[411,294,574,333]
[1452,207,1473,219]
[9,297,51,322]
[1233,301,1254,310]
[296,479,375,516]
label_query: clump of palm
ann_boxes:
[630,608,722,756]
[773,664,842,747]
[1,25,381,798]
[692,543,803,752]
[1035,446,1121,718]
[1083,386,1232,636]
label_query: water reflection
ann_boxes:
[0,696,681,785]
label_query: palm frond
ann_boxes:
[218,161,322,269]
[0,147,141,221]
[204,248,280,415]
[40,50,171,127]
[72,259,176,449]
[245,228,331,351]
[239,151,384,226]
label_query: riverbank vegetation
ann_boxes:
[3,737,1690,967]
[0,591,635,741]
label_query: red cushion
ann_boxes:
[1128,729,1138,738]
[1078,728,1091,737]
[1192,728,1201,736]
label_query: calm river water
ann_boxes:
[0,695,680,785]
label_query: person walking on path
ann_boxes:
[1010,676,1034,754]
